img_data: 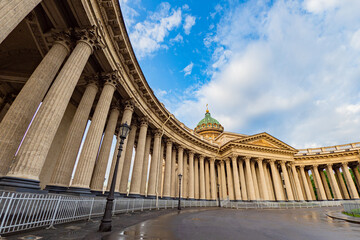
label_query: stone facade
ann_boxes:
[0,0,359,203]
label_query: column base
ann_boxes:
[90,190,105,196]
[145,195,156,199]
[45,185,68,193]
[161,196,173,200]
[0,177,45,193]
[127,193,144,198]
[66,187,93,196]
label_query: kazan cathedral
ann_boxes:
[0,1,359,234]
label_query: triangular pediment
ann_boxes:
[232,132,297,151]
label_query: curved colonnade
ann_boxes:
[0,0,359,203]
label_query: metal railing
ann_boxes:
[0,191,217,235]
[342,200,360,216]
[220,200,343,209]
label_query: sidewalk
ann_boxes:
[3,208,177,240]
[326,211,360,224]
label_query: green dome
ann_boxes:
[197,111,220,127]
[194,109,224,137]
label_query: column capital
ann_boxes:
[50,29,72,52]
[110,102,121,112]
[298,165,305,169]
[255,158,264,163]
[166,138,173,145]
[312,164,319,168]
[225,157,231,163]
[267,158,276,163]
[342,162,349,166]
[83,74,100,89]
[230,154,238,160]
[123,99,135,112]
[243,156,251,161]
[327,163,333,167]
[188,150,195,157]
[209,157,216,163]
[101,71,118,88]
[199,155,205,160]
[153,129,162,138]
[178,145,184,151]
[139,117,149,127]
[74,26,105,52]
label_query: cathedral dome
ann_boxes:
[194,108,224,139]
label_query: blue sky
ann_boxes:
[120,0,360,148]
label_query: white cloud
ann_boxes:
[129,2,182,58]
[183,62,194,76]
[183,15,196,35]
[170,33,183,43]
[171,0,360,148]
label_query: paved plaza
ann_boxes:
[5,207,359,240]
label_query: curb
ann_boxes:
[326,211,360,224]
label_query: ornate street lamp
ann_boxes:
[217,184,221,207]
[177,174,183,210]
[99,122,130,232]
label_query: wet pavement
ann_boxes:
[104,207,360,240]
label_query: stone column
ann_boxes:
[158,143,165,196]
[188,151,195,199]
[1,27,102,190]
[177,146,184,197]
[199,155,206,200]
[140,134,152,196]
[351,164,360,191]
[217,164,223,200]
[170,147,177,198]
[220,161,227,199]
[146,131,161,197]
[0,33,71,177]
[256,158,269,201]
[162,140,172,198]
[129,118,149,197]
[334,167,350,199]
[210,158,217,200]
[45,80,98,191]
[194,157,199,199]
[90,106,120,193]
[280,161,294,201]
[341,162,359,199]
[269,160,284,201]
[305,170,316,200]
[319,169,332,200]
[110,100,135,191]
[311,165,326,200]
[225,158,235,200]
[250,160,260,200]
[290,164,305,201]
[238,159,248,201]
[326,164,342,200]
[265,163,275,200]
[118,123,137,195]
[299,166,313,201]
[244,157,255,201]
[0,0,42,44]
[231,156,241,201]
[183,153,188,198]
[205,159,210,200]
[70,74,117,193]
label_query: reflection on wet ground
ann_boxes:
[104,207,360,240]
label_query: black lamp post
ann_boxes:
[99,122,130,232]
[217,184,221,207]
[177,174,183,210]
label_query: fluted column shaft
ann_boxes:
[280,161,294,201]
[244,157,255,201]
[194,157,199,199]
[220,161,227,199]
[231,157,241,200]
[290,165,305,201]
[170,148,177,198]
[71,80,116,190]
[319,170,332,200]
[299,166,313,201]
[90,107,120,191]
[163,141,172,198]
[5,40,93,184]
[118,124,137,194]
[311,165,326,200]
[183,153,188,198]
[147,131,161,197]
[210,158,217,200]
[199,156,206,200]
[250,160,260,200]
[352,164,360,191]
[140,135,152,196]
[205,160,210,200]
[0,0,42,44]
[225,159,235,200]
[257,159,269,200]
[129,119,148,196]
[217,165,223,199]
[188,152,195,199]
[342,163,359,199]
[47,82,97,188]
[334,167,350,199]
[0,41,70,176]
[238,159,247,201]
[326,164,342,200]
[269,160,284,201]
[177,147,184,197]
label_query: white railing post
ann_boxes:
[112,199,117,216]
[0,192,15,235]
[46,196,62,229]
[88,198,95,221]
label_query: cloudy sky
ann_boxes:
[119,0,360,149]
